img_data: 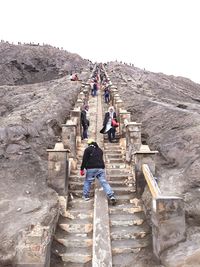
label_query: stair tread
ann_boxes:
[59,217,93,225]
[110,213,145,221]
[109,203,143,214]
[112,237,151,248]
[111,225,150,240]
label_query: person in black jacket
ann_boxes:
[81,105,89,140]
[80,139,116,203]
[100,106,117,142]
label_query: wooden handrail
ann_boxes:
[142,164,161,198]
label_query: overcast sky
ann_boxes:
[0,0,200,83]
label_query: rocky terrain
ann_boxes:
[107,62,200,265]
[0,42,88,85]
[0,43,90,265]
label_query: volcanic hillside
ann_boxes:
[0,42,90,265]
[107,62,200,265]
[0,42,88,85]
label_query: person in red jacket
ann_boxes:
[80,139,116,204]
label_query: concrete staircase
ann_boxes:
[51,78,152,267]
[51,144,94,267]
[104,141,151,266]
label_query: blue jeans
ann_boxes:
[108,127,116,142]
[83,168,114,197]
[82,126,88,139]
[92,89,97,97]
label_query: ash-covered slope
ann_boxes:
[107,62,200,266]
[0,43,90,265]
[0,42,88,85]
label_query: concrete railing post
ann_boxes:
[47,142,69,195]
[152,196,185,259]
[134,146,158,196]
[119,110,131,137]
[79,91,85,101]
[118,109,130,149]
[115,99,123,117]
[75,98,83,109]
[110,88,118,105]
[113,93,120,106]
[62,120,77,172]
[83,87,90,104]
[126,122,142,162]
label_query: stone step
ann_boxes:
[109,180,134,187]
[59,222,93,234]
[69,181,94,191]
[110,225,150,240]
[104,149,122,153]
[67,198,94,209]
[104,141,120,144]
[106,168,129,175]
[60,252,92,264]
[105,154,124,159]
[55,235,93,248]
[105,158,124,164]
[110,213,145,227]
[112,237,151,255]
[69,190,94,198]
[109,203,143,215]
[70,169,79,175]
[61,209,93,220]
[106,163,126,168]
[69,175,85,182]
[112,253,140,267]
[113,194,138,204]
[51,245,92,266]
[107,174,133,181]
[104,134,120,139]
[104,143,121,149]
[113,186,136,195]
[104,151,123,155]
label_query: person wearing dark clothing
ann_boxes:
[104,86,110,103]
[81,105,89,139]
[92,81,98,96]
[80,139,116,203]
[100,106,117,142]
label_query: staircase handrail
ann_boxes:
[142,164,161,198]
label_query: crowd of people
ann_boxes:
[79,64,118,204]
[80,65,118,143]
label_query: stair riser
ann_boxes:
[59,223,93,234]
[105,159,124,163]
[105,155,123,159]
[107,175,132,181]
[106,170,130,175]
[69,191,94,198]
[61,255,92,264]
[109,207,143,215]
[104,151,123,155]
[69,184,94,190]
[111,231,148,240]
[110,219,145,227]
[113,190,135,196]
[57,239,92,248]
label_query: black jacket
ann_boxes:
[80,142,105,170]
[103,111,117,126]
[100,112,117,134]
[81,110,89,129]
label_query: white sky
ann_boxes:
[0,0,200,83]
